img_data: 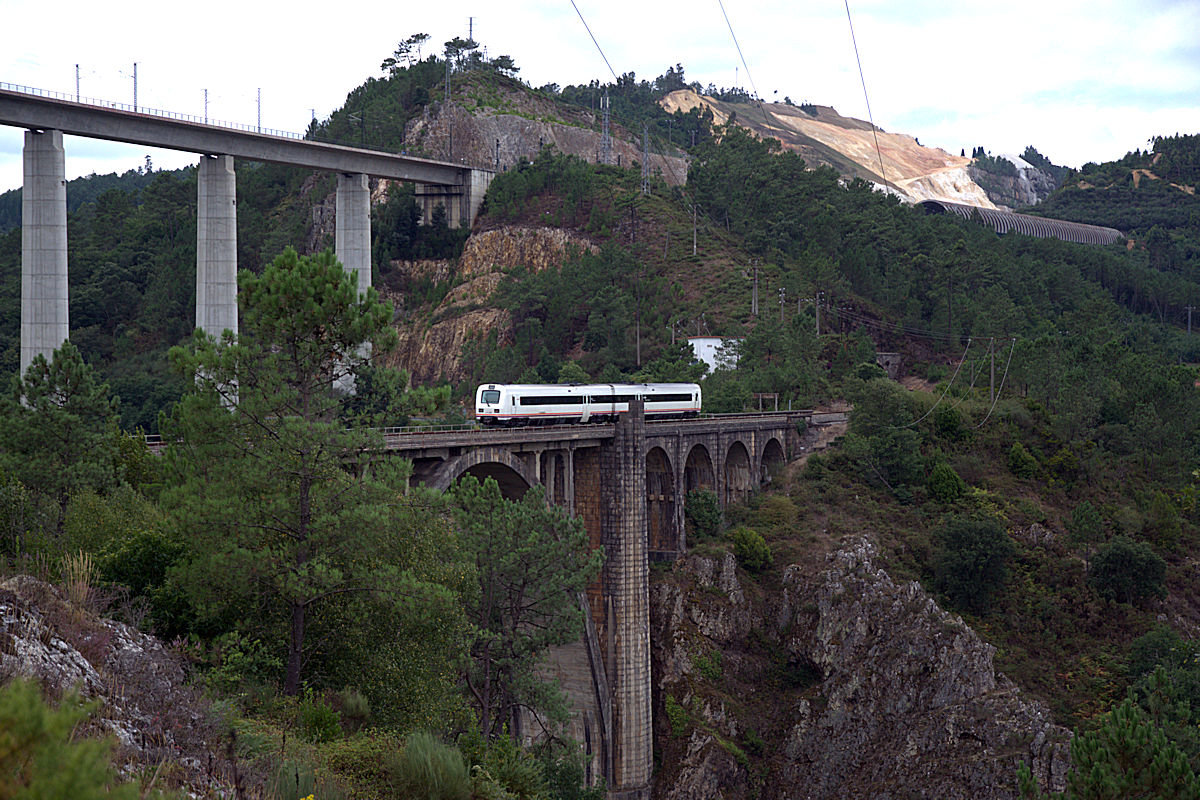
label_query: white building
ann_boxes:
[687,337,740,373]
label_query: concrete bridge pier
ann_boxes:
[195,154,238,337]
[603,401,652,799]
[335,172,372,297]
[20,128,69,375]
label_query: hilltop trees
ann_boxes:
[161,247,460,697]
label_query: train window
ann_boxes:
[520,395,584,405]
[646,393,692,403]
[481,390,501,404]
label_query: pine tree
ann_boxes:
[449,475,603,740]
[0,340,119,537]
[1018,697,1200,799]
[162,247,459,696]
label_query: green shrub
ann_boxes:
[804,453,829,480]
[685,489,723,540]
[1008,442,1037,479]
[387,732,470,800]
[744,727,765,757]
[729,526,772,572]
[197,632,282,696]
[298,689,342,743]
[694,649,724,681]
[928,462,967,503]
[932,514,1015,615]
[665,694,688,737]
[1088,536,1167,604]
[932,405,963,440]
[0,679,141,799]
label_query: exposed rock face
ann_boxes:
[404,91,688,183]
[0,576,233,793]
[650,539,1071,800]
[968,155,1060,209]
[386,226,598,385]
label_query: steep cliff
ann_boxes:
[651,539,1071,799]
[968,155,1060,209]
[384,226,599,385]
[404,76,688,183]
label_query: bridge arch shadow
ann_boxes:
[684,444,714,492]
[430,448,536,500]
[724,440,753,506]
[646,446,677,557]
[761,437,785,486]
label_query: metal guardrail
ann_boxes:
[0,82,306,141]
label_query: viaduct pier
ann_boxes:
[1,85,494,373]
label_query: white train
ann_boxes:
[475,383,702,426]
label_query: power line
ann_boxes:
[569,0,620,82]
[843,0,888,188]
[717,0,760,101]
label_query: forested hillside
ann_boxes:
[1,42,1199,798]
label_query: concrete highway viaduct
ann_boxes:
[387,405,846,798]
[1,85,494,374]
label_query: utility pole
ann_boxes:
[692,203,697,255]
[445,53,453,160]
[779,286,786,323]
[600,93,612,166]
[257,88,262,132]
[132,62,138,111]
[641,123,650,195]
[989,338,996,404]
[751,261,759,316]
[204,89,209,124]
[75,65,79,102]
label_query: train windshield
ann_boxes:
[481,390,501,405]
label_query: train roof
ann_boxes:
[477,382,701,392]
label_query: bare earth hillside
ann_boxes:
[662,89,996,208]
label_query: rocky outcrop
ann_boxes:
[404,87,687,183]
[968,155,1060,209]
[0,575,236,794]
[650,539,1071,799]
[387,226,598,385]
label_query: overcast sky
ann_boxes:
[3,0,1198,194]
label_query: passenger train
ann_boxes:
[474,383,702,426]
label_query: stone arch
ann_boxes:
[432,447,536,499]
[761,437,785,486]
[684,444,714,492]
[723,440,753,505]
[646,446,677,556]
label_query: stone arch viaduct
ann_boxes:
[388,405,845,799]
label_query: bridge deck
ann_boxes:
[0,86,482,185]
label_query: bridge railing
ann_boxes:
[1,82,307,141]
